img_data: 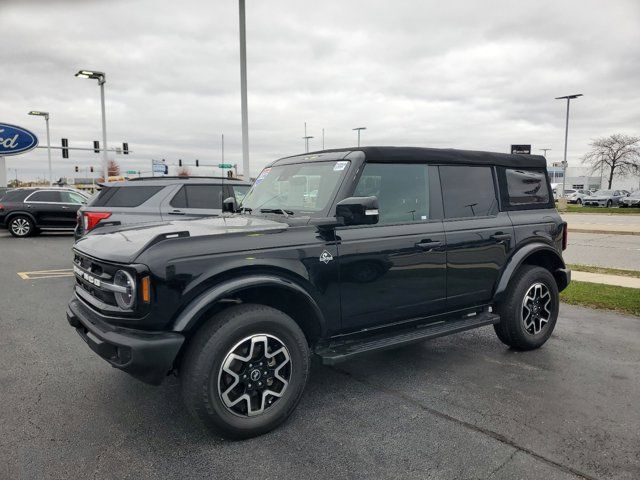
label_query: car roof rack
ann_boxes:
[128,176,244,182]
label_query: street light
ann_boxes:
[28,110,52,186]
[238,0,250,179]
[555,94,582,195]
[353,127,366,147]
[75,70,108,182]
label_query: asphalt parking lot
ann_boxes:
[1,232,639,480]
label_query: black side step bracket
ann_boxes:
[315,311,500,365]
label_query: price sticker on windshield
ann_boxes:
[255,167,271,185]
[333,161,348,171]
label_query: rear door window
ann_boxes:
[27,191,63,203]
[91,186,163,207]
[502,169,551,207]
[439,166,498,218]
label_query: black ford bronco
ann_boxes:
[67,147,570,438]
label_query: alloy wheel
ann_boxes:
[11,218,31,236]
[217,334,291,417]
[521,282,552,335]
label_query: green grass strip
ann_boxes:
[561,281,640,317]
[567,264,640,279]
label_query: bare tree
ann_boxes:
[581,134,640,188]
[108,159,121,177]
[177,166,191,177]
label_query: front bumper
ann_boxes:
[67,297,184,385]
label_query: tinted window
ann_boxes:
[505,169,550,206]
[1,190,30,202]
[91,186,163,207]
[184,185,223,209]
[354,163,430,224]
[170,186,188,208]
[440,166,498,218]
[28,191,62,203]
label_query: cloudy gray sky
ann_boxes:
[2,0,639,180]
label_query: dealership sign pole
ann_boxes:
[0,123,39,187]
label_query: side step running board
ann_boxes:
[315,311,500,365]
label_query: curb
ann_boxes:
[569,228,640,236]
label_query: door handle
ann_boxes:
[169,210,185,215]
[416,240,442,251]
[62,206,70,209]
[491,233,512,241]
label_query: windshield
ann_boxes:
[232,185,250,203]
[240,160,349,216]
[594,190,613,196]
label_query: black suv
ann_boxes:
[67,147,570,438]
[0,187,88,237]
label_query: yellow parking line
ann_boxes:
[17,269,74,280]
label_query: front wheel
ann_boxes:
[494,265,559,350]
[181,304,310,439]
[606,200,612,208]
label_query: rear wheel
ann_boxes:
[577,198,582,205]
[181,304,310,439]
[9,216,35,237]
[494,265,559,350]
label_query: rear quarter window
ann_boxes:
[500,168,552,208]
[90,186,164,208]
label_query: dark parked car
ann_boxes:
[0,187,89,237]
[75,176,251,238]
[67,147,570,438]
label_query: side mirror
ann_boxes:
[223,197,237,213]
[336,196,379,226]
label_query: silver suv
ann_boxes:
[75,177,251,238]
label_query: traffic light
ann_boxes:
[164,165,169,175]
[74,166,79,173]
[93,140,100,153]
[178,159,182,167]
[227,170,233,179]
[90,166,94,173]
[195,159,199,167]
[61,138,69,158]
[123,142,129,155]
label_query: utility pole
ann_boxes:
[322,128,325,150]
[239,0,250,179]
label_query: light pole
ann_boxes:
[28,111,52,185]
[75,70,108,182]
[302,122,313,153]
[239,0,250,179]
[555,94,582,195]
[353,127,366,147]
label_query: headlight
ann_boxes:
[113,270,136,309]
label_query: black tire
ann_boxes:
[494,265,559,351]
[8,215,35,238]
[577,198,582,205]
[181,304,310,439]
[606,200,612,208]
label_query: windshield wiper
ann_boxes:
[260,208,293,217]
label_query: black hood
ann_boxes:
[74,215,289,264]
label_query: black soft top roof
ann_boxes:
[276,146,547,169]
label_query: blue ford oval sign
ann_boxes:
[0,123,39,156]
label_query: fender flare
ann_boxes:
[494,243,566,301]
[5,211,38,227]
[171,274,327,335]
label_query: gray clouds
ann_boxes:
[1,0,639,179]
